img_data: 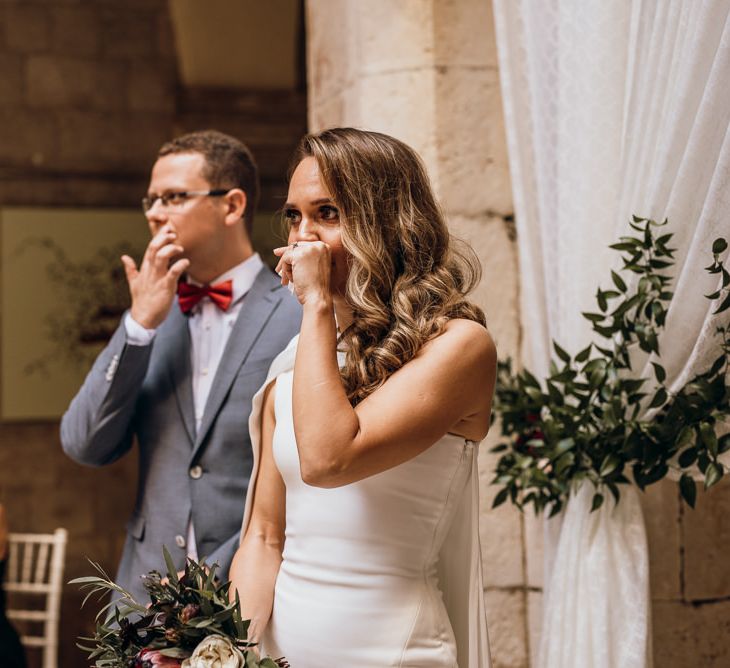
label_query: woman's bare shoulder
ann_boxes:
[426,318,496,366]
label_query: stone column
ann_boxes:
[306,1,529,665]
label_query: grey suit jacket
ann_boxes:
[60,267,301,604]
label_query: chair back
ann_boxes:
[3,528,68,668]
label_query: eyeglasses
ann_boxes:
[141,189,230,213]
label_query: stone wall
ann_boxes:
[305,1,730,666]
[0,2,305,666]
[306,0,528,664]
[2,1,728,666]
[643,479,730,666]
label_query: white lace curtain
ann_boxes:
[492,1,730,666]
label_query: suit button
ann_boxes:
[175,535,186,549]
[189,465,203,480]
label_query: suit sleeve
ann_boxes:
[60,318,153,467]
[205,531,241,583]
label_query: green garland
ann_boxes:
[491,217,729,515]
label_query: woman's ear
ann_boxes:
[223,189,248,227]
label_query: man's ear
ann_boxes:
[223,189,247,227]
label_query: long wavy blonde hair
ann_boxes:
[290,128,487,405]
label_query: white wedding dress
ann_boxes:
[240,337,491,667]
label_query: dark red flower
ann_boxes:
[133,648,183,667]
[180,603,201,623]
[516,428,545,457]
[164,627,181,644]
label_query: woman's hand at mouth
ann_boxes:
[274,241,333,307]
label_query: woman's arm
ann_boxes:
[295,303,496,488]
[275,241,497,488]
[229,381,285,642]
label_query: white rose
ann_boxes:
[181,635,245,668]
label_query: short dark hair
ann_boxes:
[158,130,259,236]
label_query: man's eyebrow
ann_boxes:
[146,188,183,196]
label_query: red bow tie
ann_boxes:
[177,280,234,314]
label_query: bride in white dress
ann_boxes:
[230,128,496,667]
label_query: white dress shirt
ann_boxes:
[124,253,265,559]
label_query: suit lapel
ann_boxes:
[192,268,282,457]
[159,304,196,446]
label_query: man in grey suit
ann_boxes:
[61,130,301,604]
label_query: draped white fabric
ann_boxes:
[492,1,730,666]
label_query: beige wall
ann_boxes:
[643,479,730,665]
[305,1,730,666]
[306,1,528,665]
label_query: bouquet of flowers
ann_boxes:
[71,547,287,668]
